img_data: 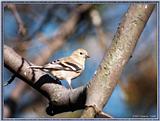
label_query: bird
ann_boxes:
[29,48,90,89]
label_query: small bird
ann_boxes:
[29,48,90,89]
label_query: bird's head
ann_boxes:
[72,48,90,60]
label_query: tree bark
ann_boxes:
[81,4,155,118]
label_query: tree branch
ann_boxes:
[4,45,87,115]
[90,8,108,50]
[81,4,155,118]
[7,4,27,36]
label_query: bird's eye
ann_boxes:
[80,52,83,55]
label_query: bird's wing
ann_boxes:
[45,57,81,72]
[43,63,63,70]
[43,59,64,70]
[59,57,82,72]
[32,57,82,72]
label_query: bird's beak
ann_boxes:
[85,54,90,58]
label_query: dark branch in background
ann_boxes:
[81,4,155,118]
[22,5,54,41]
[3,73,17,86]
[4,45,87,115]
[7,4,27,36]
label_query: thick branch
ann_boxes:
[4,45,86,115]
[81,4,155,118]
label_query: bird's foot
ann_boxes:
[69,85,73,90]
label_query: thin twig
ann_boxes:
[7,4,27,36]
[90,9,107,50]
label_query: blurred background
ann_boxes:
[3,3,157,118]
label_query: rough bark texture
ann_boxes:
[81,4,155,118]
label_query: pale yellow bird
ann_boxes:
[29,48,90,89]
